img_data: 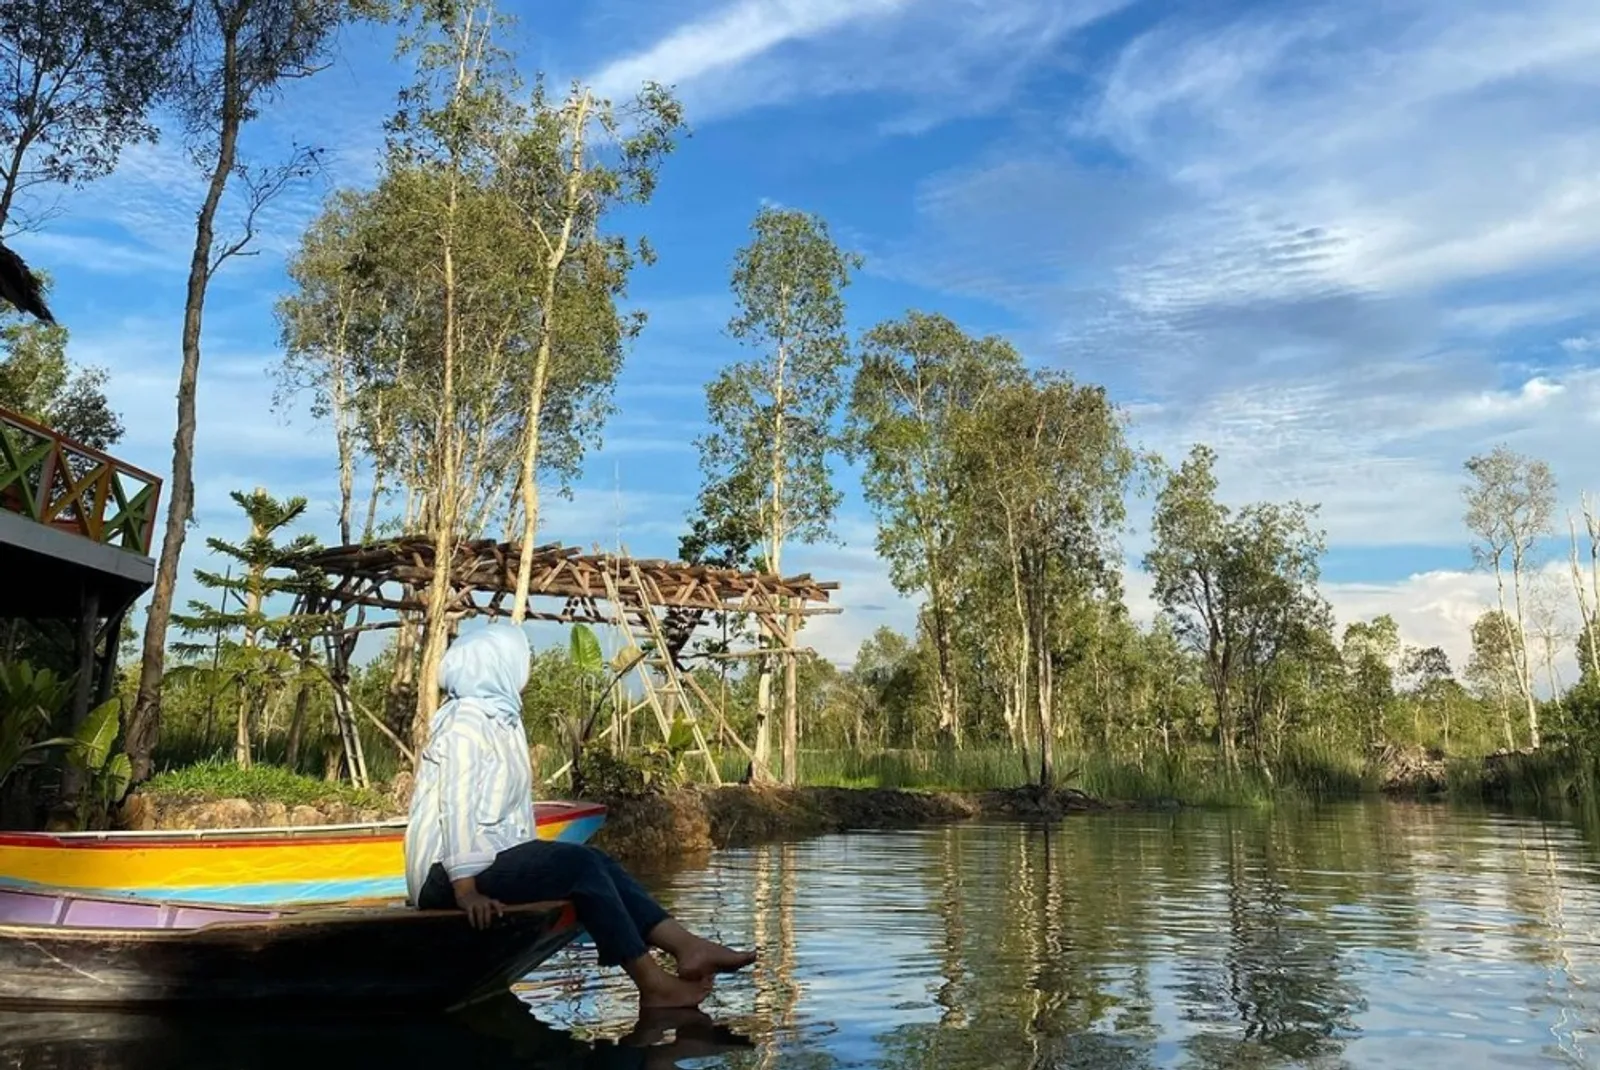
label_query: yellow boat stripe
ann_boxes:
[0,815,585,892]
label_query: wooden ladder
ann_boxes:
[599,562,723,786]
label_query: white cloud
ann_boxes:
[869,0,1600,570]
[588,0,909,105]
[1107,562,1583,695]
[1325,564,1585,696]
[586,0,1131,132]
[1089,1,1600,302]
[1121,366,1600,550]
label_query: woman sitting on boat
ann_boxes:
[404,624,755,1008]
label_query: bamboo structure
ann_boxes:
[283,537,839,783]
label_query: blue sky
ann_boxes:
[16,0,1600,678]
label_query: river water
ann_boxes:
[7,801,1600,1068]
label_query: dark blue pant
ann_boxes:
[419,841,669,966]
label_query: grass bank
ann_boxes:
[1443,746,1600,806]
[734,742,1377,808]
[143,758,389,809]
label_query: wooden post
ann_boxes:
[55,583,102,825]
[321,613,370,790]
[93,607,126,710]
[69,584,101,732]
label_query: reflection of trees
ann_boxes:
[934,825,968,1029]
[511,803,1600,1068]
[877,807,1424,1069]
[1209,818,1363,1062]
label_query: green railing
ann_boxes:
[0,405,161,557]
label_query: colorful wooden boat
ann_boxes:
[0,799,607,905]
[0,885,580,1009]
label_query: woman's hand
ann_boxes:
[453,878,505,930]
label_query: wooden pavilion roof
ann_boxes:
[287,536,838,624]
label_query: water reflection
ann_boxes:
[524,802,1600,1068]
[8,802,1600,1068]
[0,998,753,1069]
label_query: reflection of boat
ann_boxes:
[0,885,580,1010]
[0,800,607,905]
[0,995,756,1070]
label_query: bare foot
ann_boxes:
[637,970,714,1009]
[676,937,758,982]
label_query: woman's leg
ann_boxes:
[473,841,710,1007]
[593,852,758,980]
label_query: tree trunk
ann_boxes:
[413,172,462,757]
[752,658,773,781]
[1212,672,1235,772]
[510,91,588,626]
[1034,614,1054,790]
[928,589,960,748]
[1498,687,1515,752]
[783,603,799,786]
[1571,506,1600,682]
[126,50,244,783]
[285,661,312,772]
[1498,548,1540,749]
[333,354,354,547]
[234,498,268,770]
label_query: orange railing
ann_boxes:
[0,406,162,558]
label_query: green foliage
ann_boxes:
[0,303,123,448]
[73,696,119,770]
[0,0,187,233]
[169,488,326,768]
[64,698,133,827]
[569,623,603,676]
[0,661,75,790]
[144,758,385,809]
[1145,443,1330,766]
[697,206,862,568]
[573,717,695,799]
[849,313,1025,744]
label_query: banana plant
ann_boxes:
[65,697,133,826]
[563,623,610,766]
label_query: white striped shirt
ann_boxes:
[403,627,536,906]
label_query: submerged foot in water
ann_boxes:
[637,969,714,1009]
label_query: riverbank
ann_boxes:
[590,783,1111,866]
[108,743,1583,862]
[114,779,1110,866]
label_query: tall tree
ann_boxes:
[1145,444,1329,771]
[171,488,321,767]
[378,0,537,753]
[958,372,1135,787]
[275,188,384,547]
[1463,446,1555,750]
[1466,609,1521,751]
[1569,494,1600,686]
[126,0,363,781]
[502,80,682,624]
[850,312,1023,748]
[696,206,860,784]
[0,0,187,235]
[1342,615,1399,749]
[1401,644,1457,747]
